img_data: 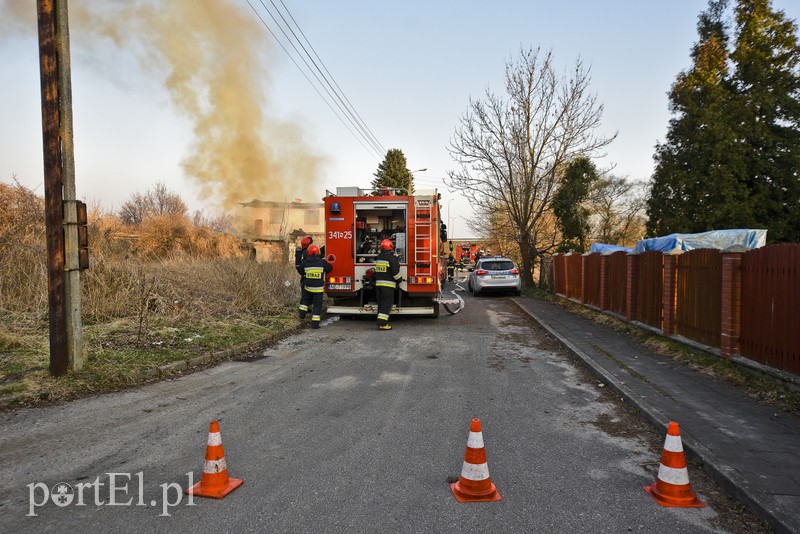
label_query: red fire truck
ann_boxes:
[322,186,449,317]
[453,242,480,265]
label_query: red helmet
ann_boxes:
[307,244,320,256]
[301,236,313,249]
[380,239,393,250]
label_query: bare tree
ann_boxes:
[151,183,187,218]
[118,183,187,225]
[589,176,647,247]
[447,47,615,287]
[118,192,153,225]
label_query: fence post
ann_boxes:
[720,245,746,360]
[662,249,682,336]
[580,253,590,304]
[625,252,639,321]
[563,252,573,298]
[599,254,610,310]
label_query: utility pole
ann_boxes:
[37,0,83,375]
[56,0,83,371]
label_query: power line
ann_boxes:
[245,0,380,159]
[245,0,385,160]
[274,0,385,155]
[256,0,383,156]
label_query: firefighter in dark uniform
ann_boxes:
[447,253,456,282]
[294,236,313,310]
[298,244,331,328]
[375,238,401,330]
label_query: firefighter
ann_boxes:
[295,236,313,304]
[375,238,401,330]
[298,244,332,328]
[447,253,456,282]
[295,236,313,270]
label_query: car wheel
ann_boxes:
[468,280,473,293]
[473,287,481,297]
[514,289,522,296]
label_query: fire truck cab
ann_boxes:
[323,186,446,317]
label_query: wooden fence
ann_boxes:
[676,249,721,348]
[740,245,800,374]
[633,251,663,329]
[606,251,627,316]
[552,244,800,376]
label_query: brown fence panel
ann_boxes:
[565,253,583,300]
[553,254,566,295]
[583,253,602,307]
[633,251,663,328]
[740,244,800,375]
[675,249,722,347]
[607,251,628,315]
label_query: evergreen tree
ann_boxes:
[372,149,412,193]
[647,0,751,237]
[648,0,800,243]
[731,0,800,242]
[553,157,598,252]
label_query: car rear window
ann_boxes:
[480,261,515,271]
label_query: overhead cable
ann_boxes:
[246,0,385,160]
[275,0,386,155]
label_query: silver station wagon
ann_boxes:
[467,256,522,296]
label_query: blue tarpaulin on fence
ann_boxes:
[589,243,635,254]
[632,229,767,253]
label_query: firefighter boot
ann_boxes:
[378,324,392,331]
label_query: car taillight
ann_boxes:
[475,269,488,276]
[410,276,435,284]
[328,276,352,284]
[510,269,519,274]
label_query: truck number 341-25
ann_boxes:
[328,230,353,240]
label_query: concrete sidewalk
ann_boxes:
[513,296,800,534]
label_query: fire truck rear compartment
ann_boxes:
[323,189,443,317]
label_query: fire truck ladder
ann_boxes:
[413,200,433,275]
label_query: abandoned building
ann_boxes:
[237,199,325,263]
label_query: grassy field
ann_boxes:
[1,314,302,407]
[0,181,302,409]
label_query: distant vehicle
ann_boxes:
[467,256,522,296]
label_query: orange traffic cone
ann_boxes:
[644,421,704,507]
[450,418,502,502]
[185,420,243,499]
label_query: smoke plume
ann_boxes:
[2,0,324,211]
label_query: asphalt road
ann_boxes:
[0,277,744,533]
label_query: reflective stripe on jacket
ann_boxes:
[301,255,332,293]
[375,250,401,288]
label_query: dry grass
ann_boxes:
[0,180,301,408]
[0,181,48,320]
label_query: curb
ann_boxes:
[511,297,796,534]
